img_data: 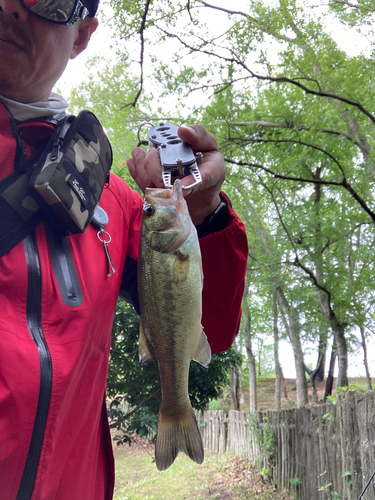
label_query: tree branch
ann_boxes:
[231,120,362,148]
[109,389,161,429]
[121,0,151,108]
[248,261,291,271]
[225,158,375,223]
[152,24,375,126]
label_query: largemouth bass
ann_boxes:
[138,179,211,471]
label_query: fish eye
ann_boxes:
[144,204,155,217]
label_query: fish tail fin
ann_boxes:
[155,407,204,471]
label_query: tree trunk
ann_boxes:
[247,344,257,411]
[230,366,240,411]
[324,341,337,401]
[273,289,282,411]
[310,331,328,402]
[312,171,349,390]
[314,277,348,389]
[244,198,306,406]
[281,369,288,401]
[314,334,327,383]
[360,326,372,391]
[258,348,262,377]
[276,286,308,407]
[242,292,257,411]
[309,369,319,404]
[332,323,349,389]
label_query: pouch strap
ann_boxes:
[0,167,43,257]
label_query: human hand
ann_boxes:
[127,124,224,225]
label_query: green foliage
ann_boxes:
[69,0,375,417]
[126,409,158,440]
[318,483,341,499]
[248,414,276,466]
[322,408,335,423]
[349,380,368,393]
[260,466,270,478]
[208,396,233,413]
[342,470,352,486]
[68,55,153,187]
[290,477,303,486]
[326,394,339,405]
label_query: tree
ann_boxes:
[105,0,375,391]
[74,0,375,402]
[242,284,258,411]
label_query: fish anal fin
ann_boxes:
[192,329,211,367]
[139,318,154,365]
[172,251,190,284]
[155,407,204,471]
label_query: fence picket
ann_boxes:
[198,391,375,500]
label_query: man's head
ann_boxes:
[0,0,99,103]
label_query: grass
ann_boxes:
[113,439,294,500]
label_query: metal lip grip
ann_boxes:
[147,123,203,190]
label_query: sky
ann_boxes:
[55,2,375,380]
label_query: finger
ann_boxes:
[178,124,219,153]
[182,161,225,203]
[143,147,165,189]
[127,147,149,192]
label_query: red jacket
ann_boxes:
[0,101,248,500]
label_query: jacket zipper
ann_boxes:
[45,225,83,307]
[16,233,52,500]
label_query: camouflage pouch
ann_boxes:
[30,110,113,234]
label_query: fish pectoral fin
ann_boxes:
[139,318,154,365]
[172,251,190,284]
[192,328,211,367]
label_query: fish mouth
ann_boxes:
[145,179,183,201]
[145,187,173,198]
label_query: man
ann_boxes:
[0,1,248,499]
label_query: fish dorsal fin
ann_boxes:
[192,329,211,367]
[139,318,154,365]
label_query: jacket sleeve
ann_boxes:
[119,188,143,312]
[199,194,248,354]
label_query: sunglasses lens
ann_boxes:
[23,0,79,23]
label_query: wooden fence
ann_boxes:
[197,390,375,499]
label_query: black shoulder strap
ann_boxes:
[0,118,64,258]
[0,153,45,257]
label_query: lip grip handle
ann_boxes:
[147,122,202,190]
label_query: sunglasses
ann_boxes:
[21,0,89,25]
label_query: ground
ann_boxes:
[113,378,368,499]
[113,436,294,500]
